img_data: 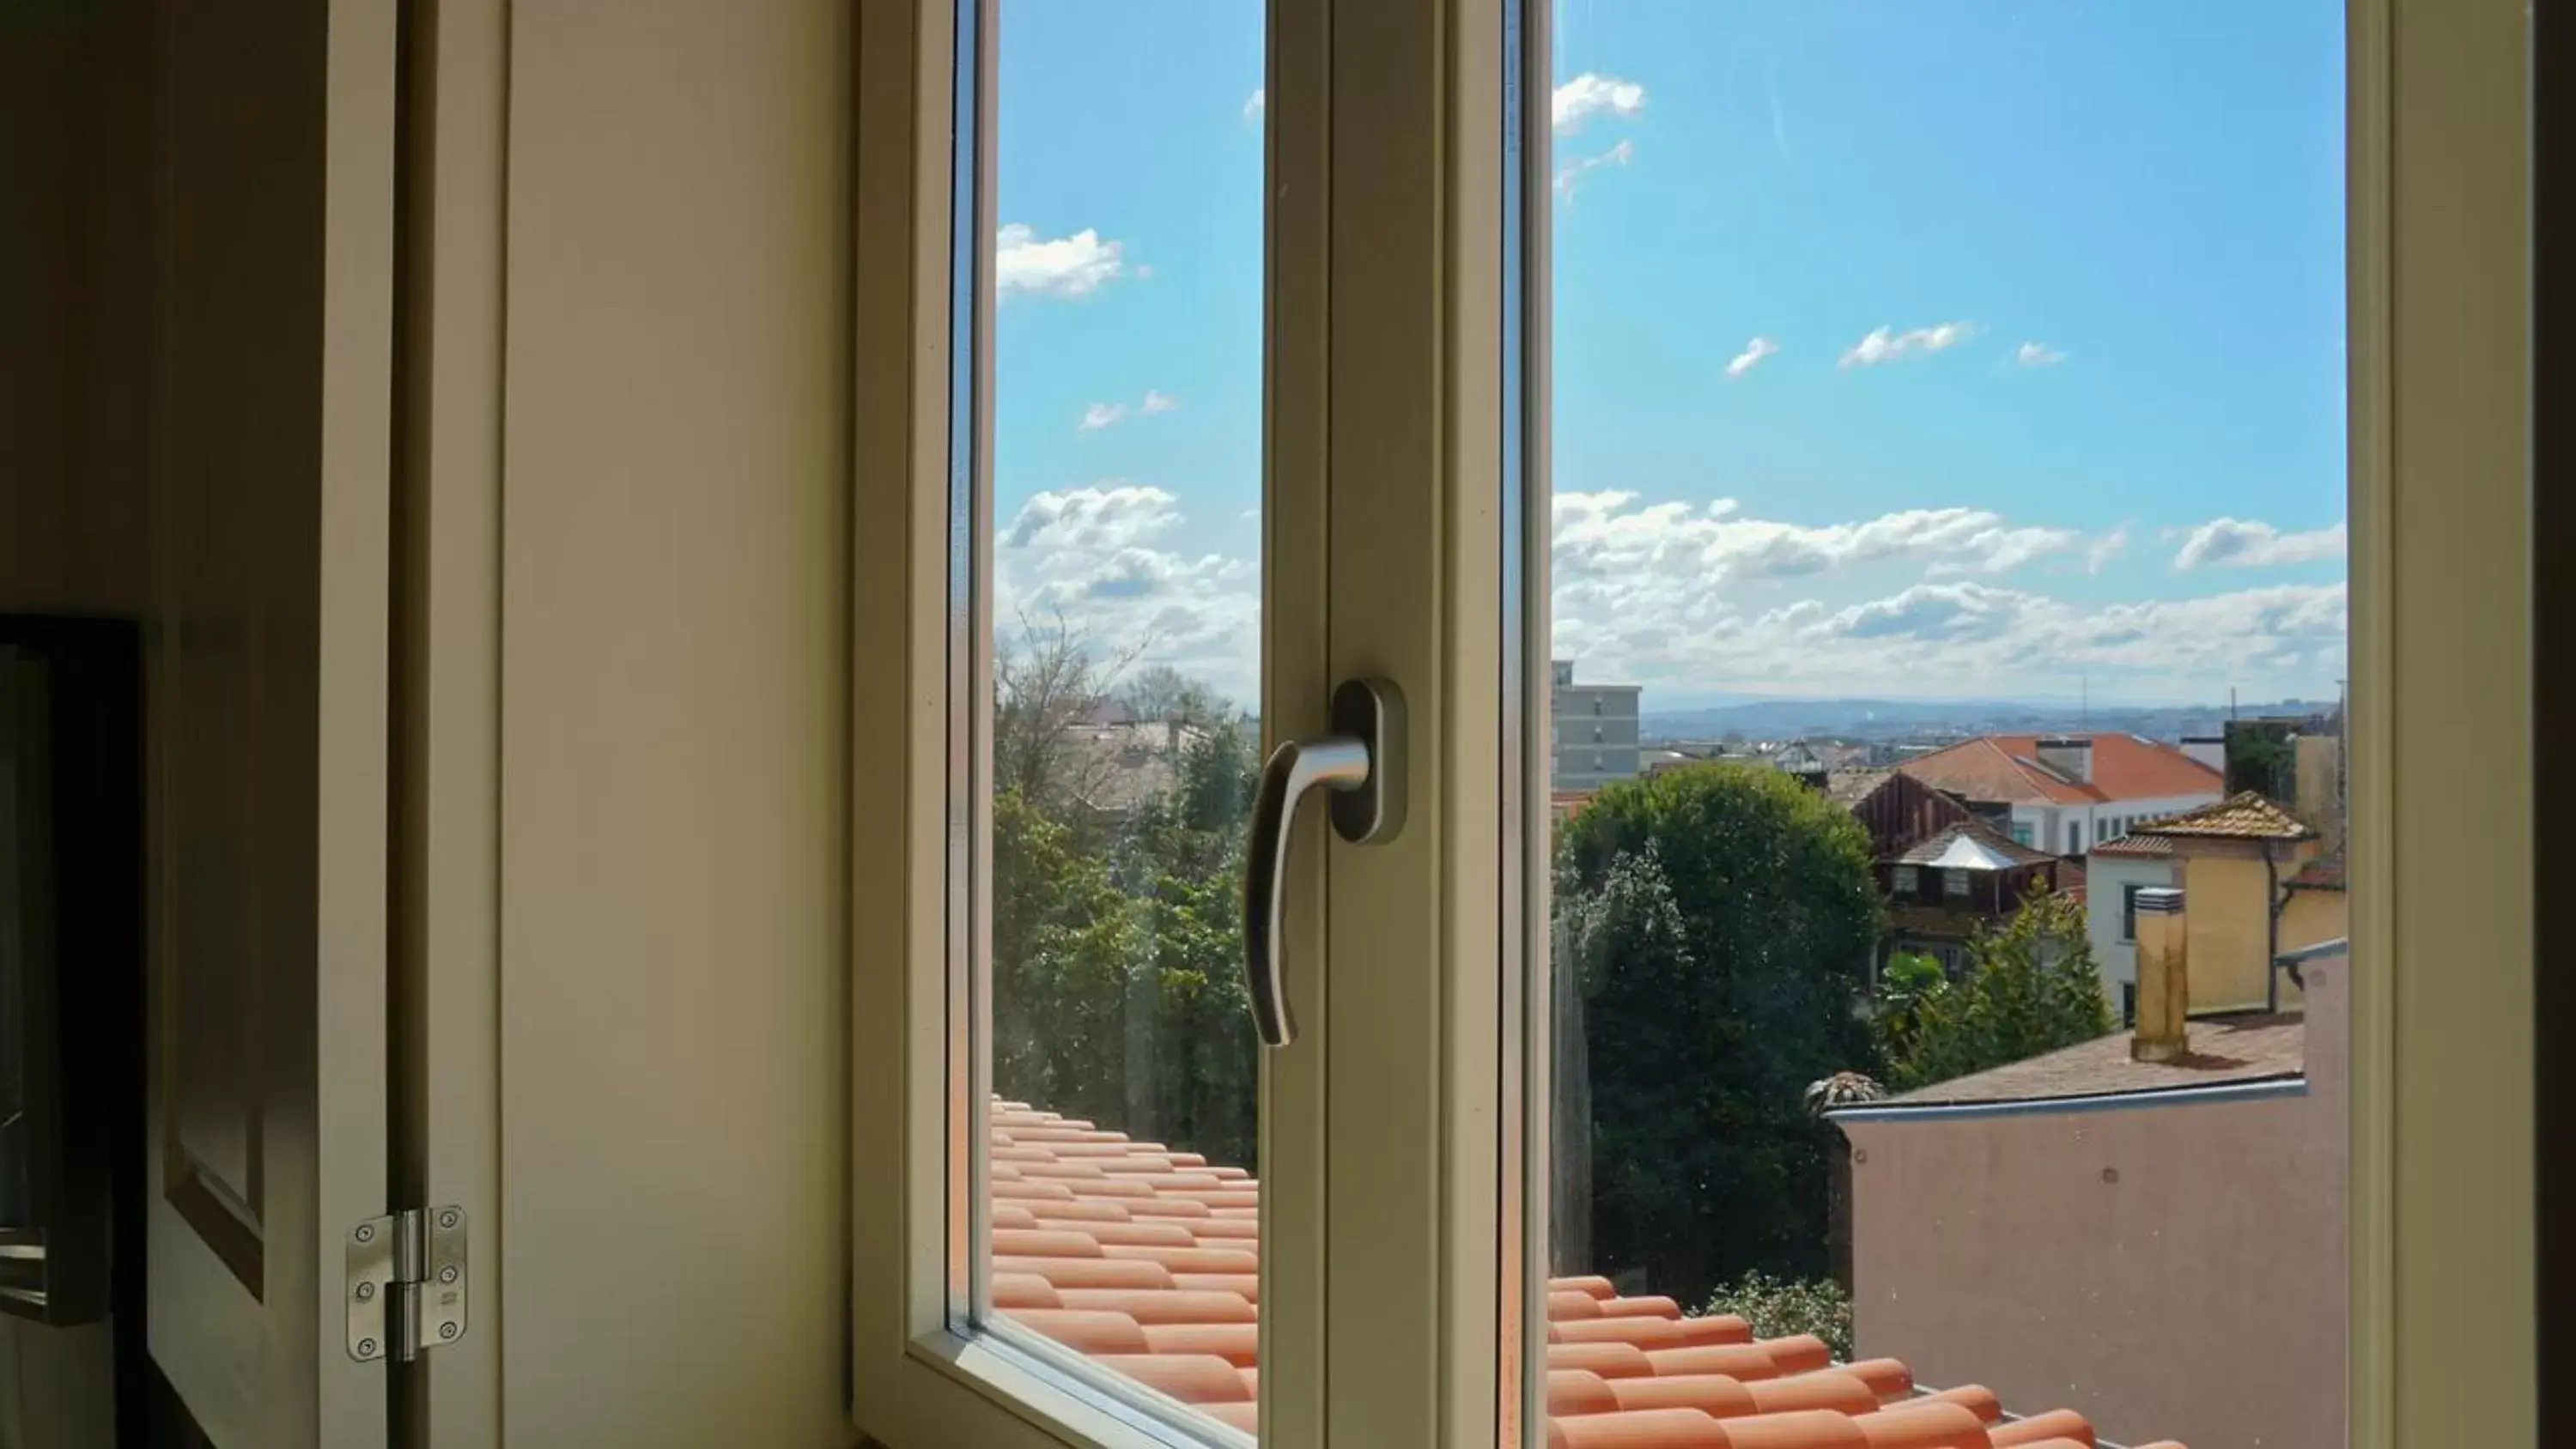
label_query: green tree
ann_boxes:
[1699,1271,1854,1361]
[1878,886,2113,1092]
[1554,765,1883,1305]
[987,635,1267,1170]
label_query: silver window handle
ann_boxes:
[1242,678,1406,1047]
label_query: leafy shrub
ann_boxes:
[1699,1270,1854,1361]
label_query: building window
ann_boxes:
[1942,869,1971,900]
[2009,822,2034,846]
[1892,865,1919,894]
[1592,726,1603,743]
[1592,698,1603,716]
[2122,981,2138,1027]
[2122,883,2142,942]
[2067,821,2083,854]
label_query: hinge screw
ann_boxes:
[355,1223,374,1243]
[438,1210,460,1230]
[440,1322,459,1341]
[355,1282,375,1301]
[439,1265,459,1285]
[358,1338,378,1358]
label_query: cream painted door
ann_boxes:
[140,1,402,1446]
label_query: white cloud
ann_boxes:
[2172,518,2348,570]
[1725,337,1780,379]
[1077,391,1178,433]
[1840,322,1971,367]
[2086,524,2131,574]
[997,486,1260,700]
[1543,489,2347,699]
[1553,139,1634,200]
[1242,88,1265,122]
[997,224,1127,300]
[2015,341,2068,367]
[1553,73,1647,133]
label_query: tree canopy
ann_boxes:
[1552,765,1883,1305]
[1874,886,2112,1093]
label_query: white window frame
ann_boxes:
[846,1,2537,1446]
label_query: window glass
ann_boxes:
[976,3,1267,1438]
[1537,6,2349,1446]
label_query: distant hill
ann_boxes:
[1641,697,2337,745]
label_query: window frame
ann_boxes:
[848,1,2538,1446]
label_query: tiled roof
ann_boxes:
[2056,858,2087,906]
[1869,1014,2306,1107]
[987,1101,2187,1447]
[1824,767,1895,808]
[1898,735,2222,808]
[2129,791,2316,842]
[2088,833,2176,858]
[1893,822,2056,870]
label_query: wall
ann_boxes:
[2081,855,2178,1012]
[2178,840,2324,1010]
[1840,959,2351,1449]
[493,3,851,1442]
[1550,683,1642,790]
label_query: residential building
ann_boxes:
[1831,900,2350,1449]
[2084,831,2179,1022]
[1876,821,2065,976]
[1896,732,2225,856]
[1550,659,1642,791]
[2122,792,2336,1011]
[2086,792,2343,1018]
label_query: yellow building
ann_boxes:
[2128,793,2344,1013]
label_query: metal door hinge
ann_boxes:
[347,1206,467,1363]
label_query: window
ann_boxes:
[1531,5,2367,1447]
[1892,865,1919,894]
[2123,883,2143,942]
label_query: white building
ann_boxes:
[2082,833,2181,1023]
[1896,733,2225,858]
[1551,659,1642,791]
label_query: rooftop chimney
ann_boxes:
[2181,735,2226,774]
[2035,735,2093,785]
[2132,888,2188,1063]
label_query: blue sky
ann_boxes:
[991,1,2348,711]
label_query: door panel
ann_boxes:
[142,1,398,1445]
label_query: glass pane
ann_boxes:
[976,2,1267,1439]
[1534,6,2349,1447]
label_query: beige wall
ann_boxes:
[1841,958,2350,1449]
[2176,840,2323,1011]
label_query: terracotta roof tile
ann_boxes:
[2087,832,2176,858]
[987,1100,2180,1446]
[2129,791,2316,841]
[1899,734,2222,807]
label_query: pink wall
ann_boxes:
[1839,961,2348,1448]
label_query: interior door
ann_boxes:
[140,1,400,1445]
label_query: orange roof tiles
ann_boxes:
[1898,735,2221,808]
[2129,791,2316,842]
[985,1101,2184,1447]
